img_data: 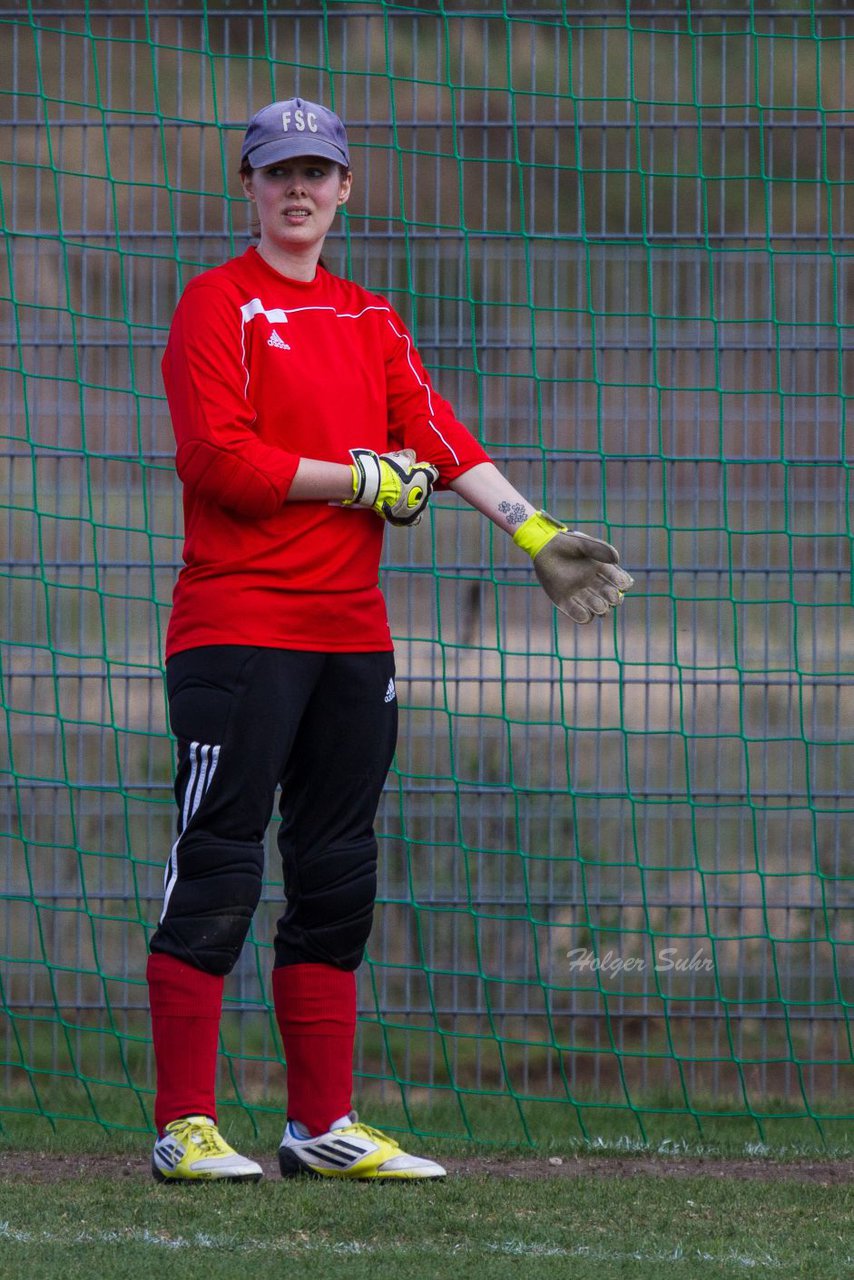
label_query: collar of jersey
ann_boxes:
[248,245,329,289]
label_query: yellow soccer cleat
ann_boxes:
[278,1111,446,1180]
[152,1115,263,1183]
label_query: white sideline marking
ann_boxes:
[572,1135,854,1160]
[0,1221,807,1268]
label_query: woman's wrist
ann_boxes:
[449,463,536,534]
[286,458,355,502]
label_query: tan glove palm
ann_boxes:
[513,510,634,624]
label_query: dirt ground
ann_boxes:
[0,1151,851,1184]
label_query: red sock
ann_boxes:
[272,963,356,1135]
[147,952,224,1134]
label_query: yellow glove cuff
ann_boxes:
[512,510,567,559]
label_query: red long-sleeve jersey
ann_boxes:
[162,247,490,657]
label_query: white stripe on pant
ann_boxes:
[160,741,220,924]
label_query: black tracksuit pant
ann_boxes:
[149,645,398,976]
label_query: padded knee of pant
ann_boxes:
[155,907,257,976]
[276,838,377,970]
[155,836,265,976]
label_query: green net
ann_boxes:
[1,2,852,1151]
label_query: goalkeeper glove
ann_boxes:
[513,510,634,624]
[344,448,439,527]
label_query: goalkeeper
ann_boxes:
[149,95,633,1185]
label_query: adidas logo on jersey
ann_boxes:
[267,329,290,350]
[384,678,396,703]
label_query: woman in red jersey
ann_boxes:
[148,97,633,1184]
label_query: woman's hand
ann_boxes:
[343,448,439,526]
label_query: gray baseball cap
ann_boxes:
[241,97,350,169]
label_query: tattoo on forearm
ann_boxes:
[498,501,528,526]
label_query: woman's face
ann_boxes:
[241,158,351,254]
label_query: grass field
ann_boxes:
[0,1172,850,1280]
[0,1157,851,1279]
[0,1110,851,1280]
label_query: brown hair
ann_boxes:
[238,159,349,180]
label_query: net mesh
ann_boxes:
[1,1,852,1147]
